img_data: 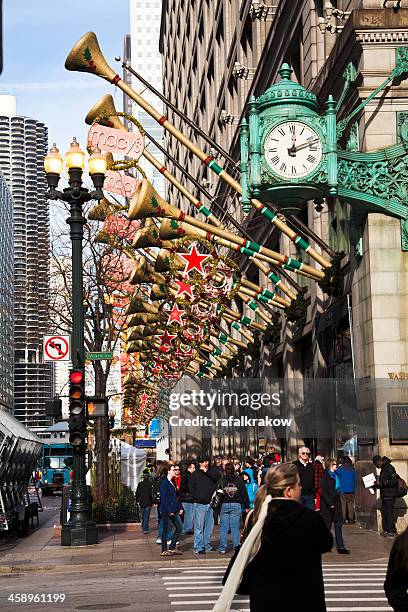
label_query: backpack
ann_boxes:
[396,476,408,498]
[152,478,161,505]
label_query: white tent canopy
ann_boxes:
[120,441,146,493]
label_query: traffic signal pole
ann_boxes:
[61,167,97,546]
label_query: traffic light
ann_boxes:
[68,369,86,447]
[45,397,62,419]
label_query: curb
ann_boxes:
[0,557,229,574]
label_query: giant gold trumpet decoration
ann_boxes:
[128,179,323,281]
[66,32,330,270]
[85,94,297,300]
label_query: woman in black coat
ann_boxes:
[244,463,333,612]
[320,458,350,554]
[384,527,408,611]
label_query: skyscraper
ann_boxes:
[129,0,165,197]
[0,167,14,413]
[0,95,53,429]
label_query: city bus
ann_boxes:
[39,443,73,494]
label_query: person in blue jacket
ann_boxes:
[242,467,259,509]
[335,456,356,523]
[159,464,184,556]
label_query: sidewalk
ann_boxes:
[0,521,394,574]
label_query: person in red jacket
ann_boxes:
[314,454,325,511]
[172,464,182,494]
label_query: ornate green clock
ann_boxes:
[241,63,337,213]
[240,52,408,247]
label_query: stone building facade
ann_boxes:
[160,2,408,531]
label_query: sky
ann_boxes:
[0,0,130,155]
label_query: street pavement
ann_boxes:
[0,567,167,612]
[0,508,397,611]
[0,560,393,612]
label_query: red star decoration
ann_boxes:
[174,279,194,298]
[179,244,209,277]
[166,303,185,326]
[156,330,176,346]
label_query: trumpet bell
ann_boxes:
[126,339,160,353]
[95,229,111,244]
[129,256,165,285]
[127,325,159,341]
[128,178,180,221]
[127,313,159,326]
[159,218,193,241]
[88,197,114,221]
[85,94,125,131]
[65,32,117,83]
[125,294,159,316]
[149,283,168,301]
[154,248,185,273]
[154,248,171,272]
[132,219,175,249]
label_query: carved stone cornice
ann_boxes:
[356,31,408,44]
[312,9,408,103]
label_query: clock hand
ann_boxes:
[293,138,319,153]
[287,127,297,156]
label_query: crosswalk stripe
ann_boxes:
[323,564,387,567]
[166,586,223,590]
[161,563,392,611]
[324,577,385,581]
[326,598,388,601]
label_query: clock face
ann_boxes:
[264,121,323,179]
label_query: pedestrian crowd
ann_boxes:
[135,448,408,611]
[135,446,357,557]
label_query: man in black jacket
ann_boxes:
[373,455,399,536]
[293,447,315,510]
[136,469,154,534]
[189,456,218,554]
[180,462,195,534]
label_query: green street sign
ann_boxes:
[87,351,114,361]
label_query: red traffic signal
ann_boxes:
[69,369,86,446]
[69,370,83,385]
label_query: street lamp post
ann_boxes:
[44,139,107,546]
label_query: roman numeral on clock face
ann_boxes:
[268,147,277,153]
[277,127,285,136]
[307,155,316,163]
[270,155,279,165]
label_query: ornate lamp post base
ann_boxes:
[61,524,97,547]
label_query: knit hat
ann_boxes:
[315,455,325,464]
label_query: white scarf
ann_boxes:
[212,494,273,612]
